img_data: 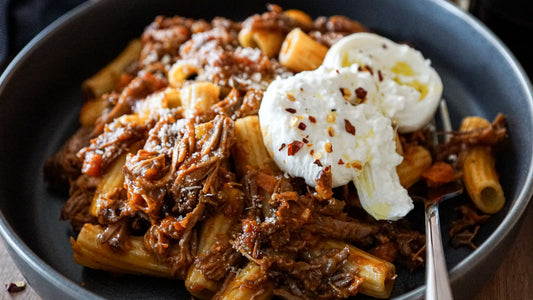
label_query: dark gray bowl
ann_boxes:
[1,0,532,299]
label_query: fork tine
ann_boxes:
[439,99,453,142]
[439,99,458,165]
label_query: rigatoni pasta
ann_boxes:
[82,39,142,99]
[279,28,328,72]
[232,115,280,176]
[72,224,173,277]
[460,116,505,213]
[180,82,220,116]
[307,240,397,299]
[216,262,273,300]
[185,187,244,299]
[397,145,432,189]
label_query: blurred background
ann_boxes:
[1,0,532,77]
[0,0,86,71]
[468,0,533,77]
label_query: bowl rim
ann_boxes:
[0,0,532,299]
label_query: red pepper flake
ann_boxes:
[298,122,307,130]
[278,143,286,151]
[309,116,316,123]
[355,87,367,100]
[344,119,356,135]
[338,159,344,165]
[335,69,340,74]
[310,149,315,156]
[5,281,25,293]
[378,70,384,82]
[313,159,323,167]
[382,43,388,49]
[287,141,304,155]
[302,138,309,143]
[285,108,296,114]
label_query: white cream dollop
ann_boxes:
[258,66,413,220]
[323,32,443,133]
[258,32,444,220]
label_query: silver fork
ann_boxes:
[424,99,463,300]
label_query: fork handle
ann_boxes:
[425,202,454,300]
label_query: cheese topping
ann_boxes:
[259,32,443,220]
[259,66,412,220]
[323,32,443,133]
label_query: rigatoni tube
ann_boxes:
[279,28,328,72]
[232,116,280,177]
[180,82,220,118]
[396,145,432,189]
[460,116,505,213]
[82,39,142,98]
[216,262,273,300]
[307,240,396,299]
[185,188,244,299]
[71,224,172,277]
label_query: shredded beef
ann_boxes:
[308,15,367,47]
[436,113,507,162]
[449,204,490,249]
[140,16,210,67]
[78,121,149,177]
[179,25,289,92]
[307,31,348,48]
[123,115,235,275]
[233,171,379,260]
[242,4,312,34]
[369,241,399,263]
[267,247,364,300]
[97,220,130,250]
[314,15,367,34]
[376,221,426,270]
[94,72,168,133]
[195,234,242,281]
[60,174,99,231]
[314,165,333,200]
[44,127,92,191]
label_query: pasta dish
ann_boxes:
[44,5,507,299]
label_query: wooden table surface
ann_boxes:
[1,203,531,299]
